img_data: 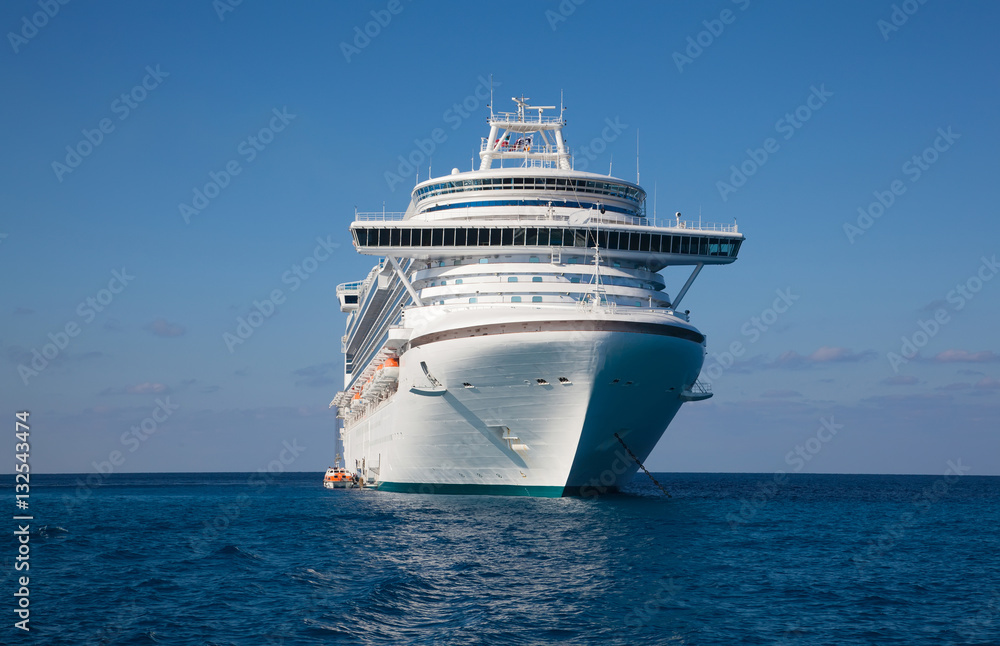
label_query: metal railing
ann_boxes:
[354,211,407,221]
[351,210,737,233]
[489,112,564,126]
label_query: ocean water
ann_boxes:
[9,472,1000,645]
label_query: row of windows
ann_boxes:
[425,276,658,288]
[422,199,639,217]
[414,177,645,204]
[353,226,742,257]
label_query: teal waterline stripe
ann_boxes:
[376,481,567,497]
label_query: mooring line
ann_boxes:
[614,432,671,498]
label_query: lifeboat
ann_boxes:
[323,455,356,489]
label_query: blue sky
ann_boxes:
[2,1,998,476]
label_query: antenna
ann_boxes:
[609,154,613,177]
[636,129,640,185]
[428,158,432,180]
[489,74,494,118]
[653,181,657,220]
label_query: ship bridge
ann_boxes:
[479,96,571,171]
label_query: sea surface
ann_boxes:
[7,472,1000,645]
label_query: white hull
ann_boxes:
[342,307,704,496]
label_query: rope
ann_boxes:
[614,432,671,498]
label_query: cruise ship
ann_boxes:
[329,96,744,496]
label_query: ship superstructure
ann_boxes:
[329,96,743,495]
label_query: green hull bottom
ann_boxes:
[375,481,601,497]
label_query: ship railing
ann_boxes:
[354,211,407,221]
[353,211,737,233]
[480,140,559,154]
[690,380,712,395]
[336,281,362,295]
[489,111,564,126]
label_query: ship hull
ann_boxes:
[341,313,705,496]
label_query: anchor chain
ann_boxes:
[614,432,671,498]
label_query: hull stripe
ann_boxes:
[409,319,705,349]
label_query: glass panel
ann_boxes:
[699,237,709,255]
[390,229,401,246]
[532,276,542,282]
[587,230,597,247]
[598,231,609,249]
[629,232,640,251]
[680,237,690,254]
[532,296,542,302]
[514,228,526,245]
[511,296,521,302]
[479,258,489,264]
[608,231,620,249]
[671,235,680,253]
[549,228,563,245]
[421,229,432,247]
[469,297,478,303]
[444,228,455,246]
[574,229,587,247]
[455,279,463,285]
[526,228,538,245]
[537,228,549,246]
[432,229,443,246]
[400,228,411,246]
[508,276,518,282]
[501,228,513,246]
[639,234,650,252]
[491,228,502,245]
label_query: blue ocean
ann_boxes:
[9,472,1000,645]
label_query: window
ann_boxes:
[532,276,542,283]
[511,296,521,303]
[532,296,542,303]
[529,256,539,263]
[501,228,513,246]
[469,297,478,303]
[571,277,580,283]
[390,229,401,246]
[455,278,463,285]
[479,258,489,264]
[432,229,443,246]
[508,276,518,282]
